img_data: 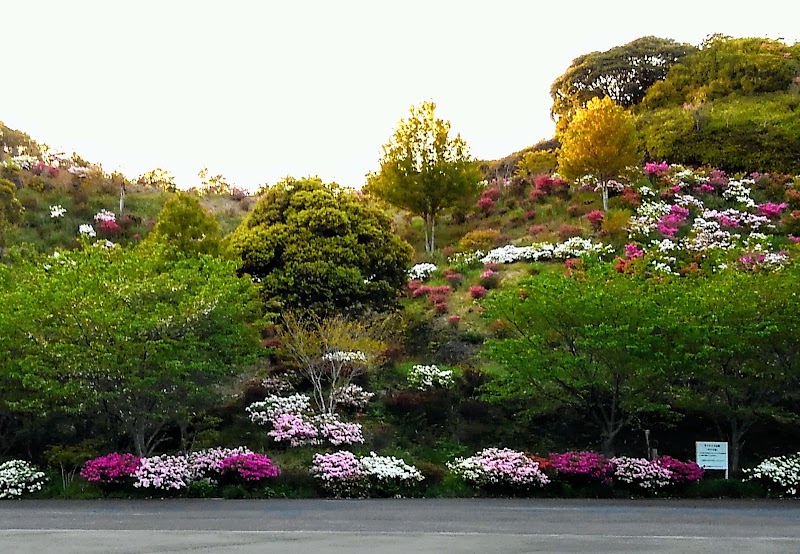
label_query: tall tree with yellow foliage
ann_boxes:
[558,97,640,211]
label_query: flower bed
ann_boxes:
[0,460,47,499]
[311,451,423,497]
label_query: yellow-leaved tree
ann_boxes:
[558,96,640,211]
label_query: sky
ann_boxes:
[2,0,799,191]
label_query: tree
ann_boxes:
[277,312,385,415]
[482,268,672,456]
[229,176,413,317]
[0,242,262,455]
[137,168,177,192]
[366,101,481,252]
[642,36,797,110]
[666,266,800,474]
[145,192,222,256]
[551,36,695,133]
[0,178,22,242]
[558,96,641,211]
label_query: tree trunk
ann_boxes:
[601,182,609,212]
[423,213,436,252]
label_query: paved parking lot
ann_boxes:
[2,498,799,553]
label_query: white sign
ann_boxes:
[696,441,729,478]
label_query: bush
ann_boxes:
[459,228,501,251]
[0,460,47,499]
[448,448,550,495]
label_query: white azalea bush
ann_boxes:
[311,451,424,498]
[744,453,800,497]
[407,364,454,390]
[408,263,438,281]
[0,460,47,499]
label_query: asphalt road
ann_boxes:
[1,498,799,553]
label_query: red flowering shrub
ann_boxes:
[96,219,122,237]
[528,225,546,236]
[586,210,605,230]
[558,224,583,240]
[469,285,488,299]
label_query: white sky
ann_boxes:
[2,0,799,190]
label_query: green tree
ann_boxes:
[145,192,222,256]
[482,268,672,456]
[137,168,177,192]
[229,176,413,317]
[551,36,695,133]
[366,101,481,252]
[0,178,23,242]
[558,96,641,211]
[277,312,386,414]
[642,36,798,109]
[0,242,262,455]
[666,266,800,474]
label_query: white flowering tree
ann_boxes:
[277,313,385,414]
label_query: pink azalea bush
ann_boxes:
[610,456,673,490]
[80,453,141,484]
[448,448,550,491]
[311,451,423,498]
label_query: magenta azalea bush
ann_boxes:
[656,456,704,483]
[548,451,613,480]
[219,453,280,482]
[80,453,141,484]
[448,448,550,491]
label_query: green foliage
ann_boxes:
[482,267,674,455]
[515,150,558,178]
[639,92,800,174]
[551,36,695,132]
[136,168,177,192]
[145,192,222,256]
[642,36,798,109]
[229,176,413,317]
[558,97,641,210]
[0,178,23,237]
[366,101,482,252]
[0,242,263,455]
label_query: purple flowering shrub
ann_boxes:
[448,448,550,492]
[80,453,141,484]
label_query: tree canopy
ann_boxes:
[229,176,413,318]
[557,96,641,210]
[0,242,262,455]
[145,192,222,256]
[366,101,481,252]
[550,36,695,133]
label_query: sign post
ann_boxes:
[696,441,729,479]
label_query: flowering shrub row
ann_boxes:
[311,451,424,497]
[448,449,704,495]
[79,448,279,492]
